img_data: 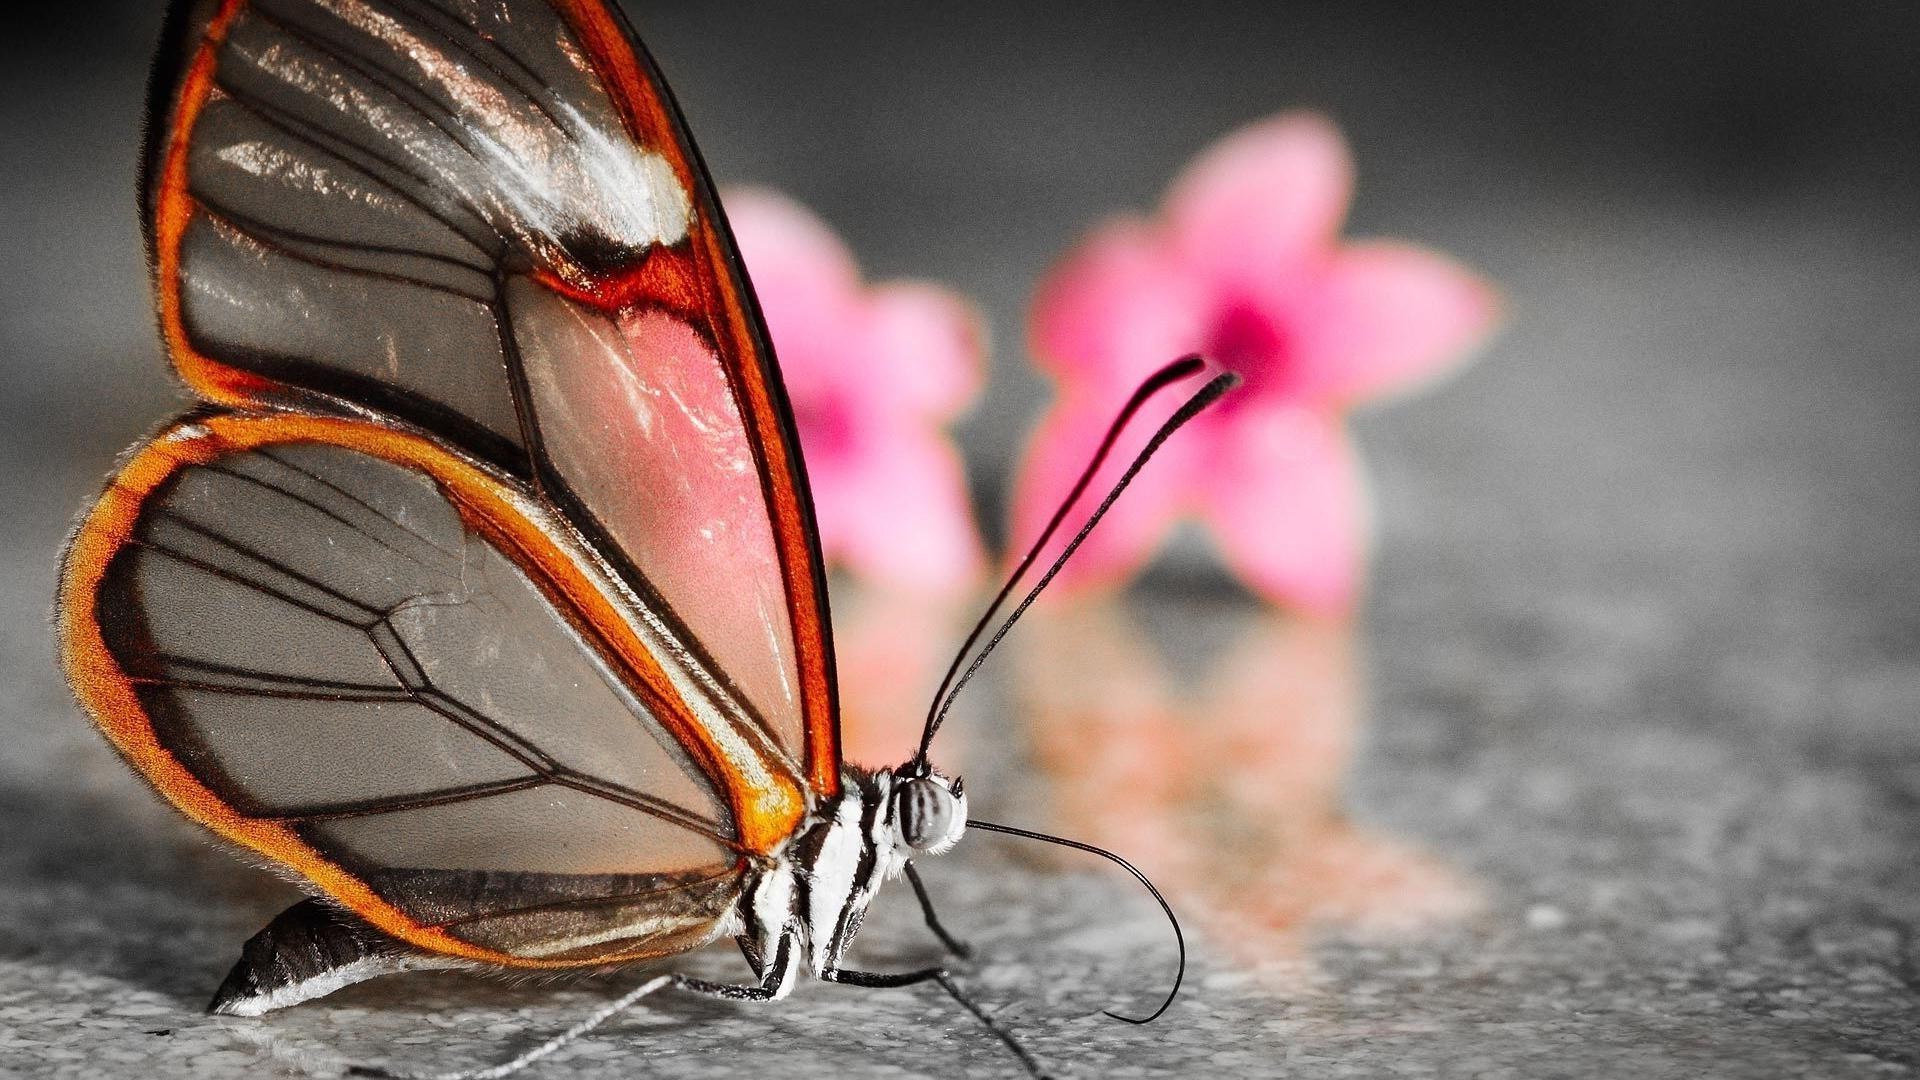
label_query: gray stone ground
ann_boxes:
[4,3,1920,1078]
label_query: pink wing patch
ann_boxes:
[510,282,802,759]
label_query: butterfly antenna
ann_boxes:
[970,819,1186,1024]
[912,362,1238,767]
[913,355,1206,769]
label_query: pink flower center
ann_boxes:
[1206,298,1291,405]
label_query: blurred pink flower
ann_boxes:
[726,187,986,595]
[1015,113,1499,615]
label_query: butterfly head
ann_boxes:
[887,769,967,857]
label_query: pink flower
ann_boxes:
[725,187,986,595]
[1015,113,1499,615]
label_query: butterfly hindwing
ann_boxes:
[59,412,822,964]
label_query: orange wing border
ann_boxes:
[58,411,807,966]
[143,0,843,797]
[519,0,843,798]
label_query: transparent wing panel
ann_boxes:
[509,280,800,752]
[167,0,692,450]
[92,437,740,956]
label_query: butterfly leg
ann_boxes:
[818,966,943,988]
[352,934,808,1080]
[903,861,974,959]
[821,967,1049,1079]
[735,934,765,977]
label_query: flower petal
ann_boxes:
[1292,241,1500,405]
[1008,392,1206,596]
[724,186,861,307]
[724,187,863,404]
[827,429,984,594]
[1200,407,1367,616]
[1165,112,1353,291]
[1029,218,1210,389]
[727,185,986,594]
[860,282,984,420]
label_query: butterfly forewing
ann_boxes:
[144,0,838,797]
[64,414,786,964]
[505,280,809,764]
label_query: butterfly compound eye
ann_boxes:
[896,777,957,851]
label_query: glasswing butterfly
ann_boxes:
[56,0,1235,1074]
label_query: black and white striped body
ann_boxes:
[738,767,931,994]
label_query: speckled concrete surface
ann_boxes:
[6,3,1920,1078]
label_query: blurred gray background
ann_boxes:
[4,2,1920,1077]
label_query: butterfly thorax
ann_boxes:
[736,766,965,993]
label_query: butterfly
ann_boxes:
[56,0,1234,1075]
